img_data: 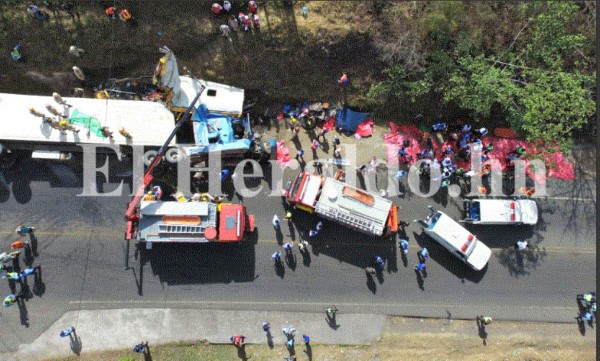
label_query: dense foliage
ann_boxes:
[368,1,596,152]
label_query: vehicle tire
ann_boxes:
[143,150,158,166]
[165,147,184,164]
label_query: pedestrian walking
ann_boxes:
[338,72,349,87]
[273,214,281,229]
[302,334,310,345]
[365,266,376,275]
[399,238,409,254]
[315,221,323,232]
[419,247,429,261]
[230,335,247,347]
[308,229,318,238]
[296,149,305,161]
[285,211,292,221]
[478,315,493,325]
[302,6,308,18]
[133,341,148,353]
[211,2,223,15]
[68,45,85,57]
[374,256,385,270]
[286,337,294,350]
[59,326,75,337]
[15,225,35,236]
[262,321,270,332]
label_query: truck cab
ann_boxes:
[462,198,538,225]
[415,206,492,271]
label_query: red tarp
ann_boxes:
[355,118,374,138]
[383,122,575,181]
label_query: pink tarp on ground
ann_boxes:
[355,118,374,138]
[276,140,293,169]
[384,122,575,181]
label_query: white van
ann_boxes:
[415,206,492,271]
[462,198,538,225]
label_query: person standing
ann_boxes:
[223,0,231,13]
[419,247,429,262]
[272,252,282,264]
[515,240,530,252]
[283,242,293,256]
[211,2,223,15]
[273,215,281,229]
[374,256,385,270]
[262,321,270,332]
[399,238,409,254]
[478,315,493,325]
[133,341,148,353]
[365,267,376,275]
[414,261,426,274]
[15,225,35,236]
[59,326,75,337]
[248,0,258,13]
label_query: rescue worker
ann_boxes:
[2,272,20,281]
[15,225,35,235]
[3,294,16,307]
[59,326,75,337]
[399,238,409,254]
[152,186,163,200]
[143,191,154,201]
[11,44,22,62]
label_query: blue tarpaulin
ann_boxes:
[336,108,370,133]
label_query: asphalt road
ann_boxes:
[0,154,595,353]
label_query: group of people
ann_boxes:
[3,225,41,308]
[213,1,261,38]
[102,3,135,24]
[231,318,313,357]
[396,118,532,195]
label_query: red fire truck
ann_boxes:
[285,171,398,237]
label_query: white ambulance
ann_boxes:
[461,198,538,225]
[415,206,492,271]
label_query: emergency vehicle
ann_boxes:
[124,88,255,259]
[461,198,538,225]
[415,206,492,271]
[285,171,398,237]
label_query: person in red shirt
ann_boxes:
[338,72,349,86]
[248,0,258,13]
[211,3,223,15]
[105,6,116,19]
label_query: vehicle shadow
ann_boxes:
[412,231,487,283]
[138,241,256,287]
[291,210,398,271]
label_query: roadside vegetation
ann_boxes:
[0,1,595,149]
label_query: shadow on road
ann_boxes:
[412,231,487,283]
[137,241,256,287]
